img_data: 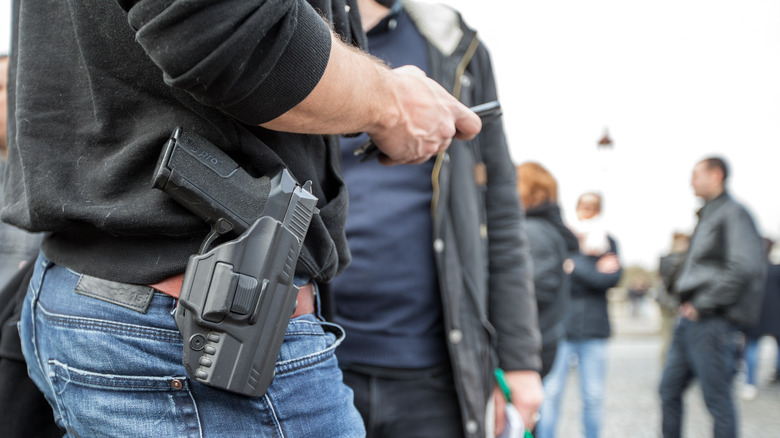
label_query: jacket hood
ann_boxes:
[526,202,580,252]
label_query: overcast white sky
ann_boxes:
[2,1,779,269]
[428,0,780,269]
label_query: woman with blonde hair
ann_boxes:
[534,185,622,438]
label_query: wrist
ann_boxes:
[329,36,403,137]
[362,66,403,137]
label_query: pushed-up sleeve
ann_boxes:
[117,0,332,124]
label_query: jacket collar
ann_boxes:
[403,0,465,57]
[697,191,730,219]
[402,0,479,101]
[527,202,581,252]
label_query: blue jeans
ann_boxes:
[536,338,607,438]
[19,254,365,437]
[745,335,780,386]
[659,316,738,438]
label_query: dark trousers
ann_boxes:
[540,342,559,378]
[659,316,738,438]
[342,363,465,438]
[0,256,63,438]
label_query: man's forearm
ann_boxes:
[261,32,482,165]
[260,33,393,135]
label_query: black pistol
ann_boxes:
[152,127,318,397]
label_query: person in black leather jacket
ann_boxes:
[659,156,766,438]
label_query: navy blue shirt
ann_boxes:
[332,7,448,368]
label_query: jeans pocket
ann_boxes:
[262,316,365,438]
[47,360,199,438]
[275,315,344,375]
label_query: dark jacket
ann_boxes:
[405,1,542,435]
[657,251,687,312]
[2,0,364,284]
[525,203,579,348]
[565,238,622,340]
[744,264,780,338]
[675,192,766,328]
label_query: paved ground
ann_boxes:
[551,297,780,438]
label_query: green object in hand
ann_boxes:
[494,368,535,438]
[494,368,513,403]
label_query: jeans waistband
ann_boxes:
[74,272,315,317]
[340,362,453,380]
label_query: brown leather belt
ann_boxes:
[150,274,316,318]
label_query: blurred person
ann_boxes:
[657,232,691,365]
[517,162,579,378]
[332,1,543,437]
[0,52,59,437]
[536,192,622,438]
[4,0,482,436]
[0,54,42,281]
[627,277,649,317]
[740,238,780,400]
[659,157,766,438]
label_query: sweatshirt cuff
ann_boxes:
[222,3,332,125]
[499,340,542,372]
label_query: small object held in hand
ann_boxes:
[494,368,535,438]
[498,403,525,438]
[353,101,502,162]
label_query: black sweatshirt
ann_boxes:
[2,0,362,284]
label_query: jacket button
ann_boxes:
[433,239,445,253]
[466,419,478,434]
[461,75,472,88]
[449,329,463,344]
[480,223,488,239]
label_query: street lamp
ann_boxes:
[596,127,613,211]
[598,128,613,149]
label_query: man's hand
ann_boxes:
[260,34,481,165]
[493,370,544,436]
[367,65,482,165]
[680,302,699,321]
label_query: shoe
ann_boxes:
[741,384,757,400]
